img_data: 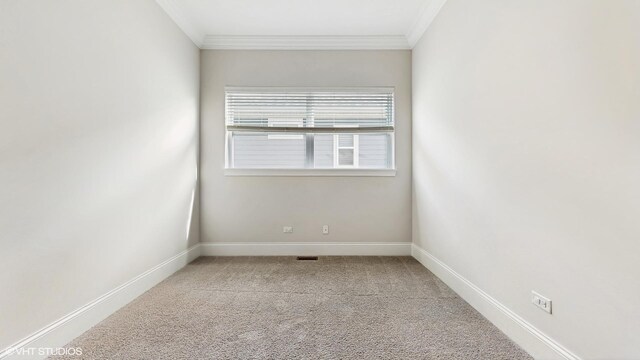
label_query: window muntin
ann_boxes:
[225,87,394,171]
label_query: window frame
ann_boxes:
[224,86,396,177]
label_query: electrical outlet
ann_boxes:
[531,291,552,314]
[283,226,293,233]
[322,225,329,235]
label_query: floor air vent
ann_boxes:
[297,256,318,261]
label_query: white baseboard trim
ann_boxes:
[201,242,411,256]
[4,243,577,359]
[1,244,201,360]
[411,244,580,360]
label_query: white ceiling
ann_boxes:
[180,0,425,36]
[155,0,449,49]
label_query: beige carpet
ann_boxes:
[52,256,532,359]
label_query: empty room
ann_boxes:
[1,0,638,359]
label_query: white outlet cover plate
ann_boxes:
[283,226,293,233]
[531,291,552,314]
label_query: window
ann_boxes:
[225,87,395,175]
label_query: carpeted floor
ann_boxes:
[52,256,532,359]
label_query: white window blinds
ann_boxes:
[225,87,395,170]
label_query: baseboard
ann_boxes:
[201,242,412,256]
[411,244,580,360]
[4,243,576,359]
[1,244,201,360]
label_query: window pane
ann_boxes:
[338,149,354,166]
[232,133,306,168]
[314,134,334,168]
[338,134,354,148]
[359,134,390,168]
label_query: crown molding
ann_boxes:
[201,35,411,50]
[406,0,449,47]
[155,0,444,50]
[155,0,204,47]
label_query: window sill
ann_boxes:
[224,168,396,177]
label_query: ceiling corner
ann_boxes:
[155,0,204,48]
[406,0,449,48]
[201,35,411,51]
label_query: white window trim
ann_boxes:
[224,168,396,177]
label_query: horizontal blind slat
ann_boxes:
[226,89,394,129]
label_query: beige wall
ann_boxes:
[412,0,640,358]
[0,0,200,350]
[200,50,411,244]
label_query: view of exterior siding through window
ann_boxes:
[232,133,390,168]
[225,87,394,170]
